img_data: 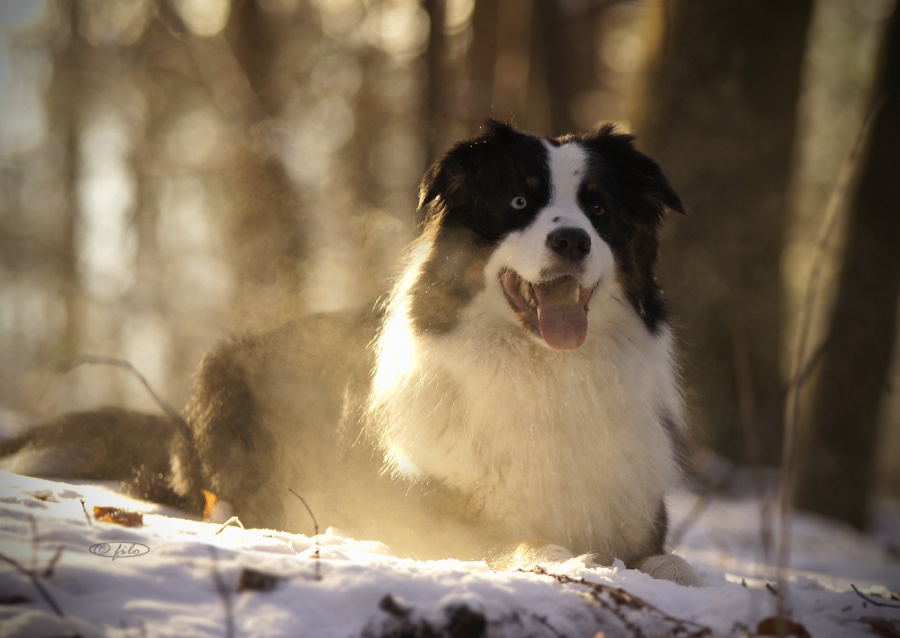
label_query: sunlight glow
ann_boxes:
[364,1,430,62]
[76,110,137,300]
[311,0,363,37]
[444,0,474,34]
[80,0,153,46]
[165,108,229,169]
[172,0,230,38]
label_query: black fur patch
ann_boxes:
[409,121,552,335]
[574,125,683,334]
[418,120,552,238]
[625,500,670,567]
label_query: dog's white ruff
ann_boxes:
[368,141,686,566]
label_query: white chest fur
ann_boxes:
[368,266,683,562]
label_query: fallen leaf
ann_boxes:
[93,506,143,527]
[202,489,218,521]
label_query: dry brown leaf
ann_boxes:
[201,489,218,521]
[92,506,144,527]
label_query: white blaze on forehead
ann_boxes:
[544,140,588,209]
[479,137,609,291]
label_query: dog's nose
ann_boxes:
[547,227,591,261]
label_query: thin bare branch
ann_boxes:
[289,488,322,581]
[668,462,736,549]
[214,516,245,535]
[529,567,711,637]
[80,499,92,527]
[0,552,67,618]
[851,584,900,609]
[59,355,203,481]
[0,517,66,619]
[41,546,65,579]
[778,95,888,618]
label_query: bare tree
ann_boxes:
[795,5,900,529]
[46,2,82,364]
[217,1,307,328]
[632,1,814,465]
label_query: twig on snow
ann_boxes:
[528,567,712,637]
[0,552,67,618]
[0,517,66,618]
[289,488,322,581]
[80,499,92,527]
[214,516,245,536]
[851,584,900,609]
[41,545,65,579]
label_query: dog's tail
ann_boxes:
[0,407,196,510]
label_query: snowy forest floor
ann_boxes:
[0,469,898,637]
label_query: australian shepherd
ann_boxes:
[2,121,700,585]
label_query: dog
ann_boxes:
[1,121,700,586]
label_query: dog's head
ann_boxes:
[408,120,683,349]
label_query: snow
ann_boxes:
[0,470,898,637]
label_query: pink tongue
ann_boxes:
[533,280,588,350]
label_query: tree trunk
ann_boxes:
[224,0,307,328]
[48,1,83,365]
[632,1,814,464]
[530,0,593,137]
[795,6,900,529]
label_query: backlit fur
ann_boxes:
[368,123,687,569]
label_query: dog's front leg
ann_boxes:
[488,539,703,587]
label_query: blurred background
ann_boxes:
[0,0,897,534]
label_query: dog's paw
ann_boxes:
[635,553,704,587]
[580,550,622,569]
[488,539,574,571]
[525,543,574,566]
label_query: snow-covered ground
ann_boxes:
[0,470,898,637]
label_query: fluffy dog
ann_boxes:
[2,121,700,586]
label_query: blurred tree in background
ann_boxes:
[633,0,814,467]
[796,3,900,529]
[0,0,896,530]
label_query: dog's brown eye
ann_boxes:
[591,202,606,216]
[510,196,527,210]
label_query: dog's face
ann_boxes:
[408,120,683,349]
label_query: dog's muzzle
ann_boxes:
[501,269,596,350]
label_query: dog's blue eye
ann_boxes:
[510,196,527,210]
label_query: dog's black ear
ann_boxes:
[630,143,684,216]
[418,133,477,211]
[418,119,520,212]
[419,149,467,212]
[418,155,449,211]
[418,144,474,213]
[583,124,685,219]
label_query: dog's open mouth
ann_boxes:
[500,269,596,350]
